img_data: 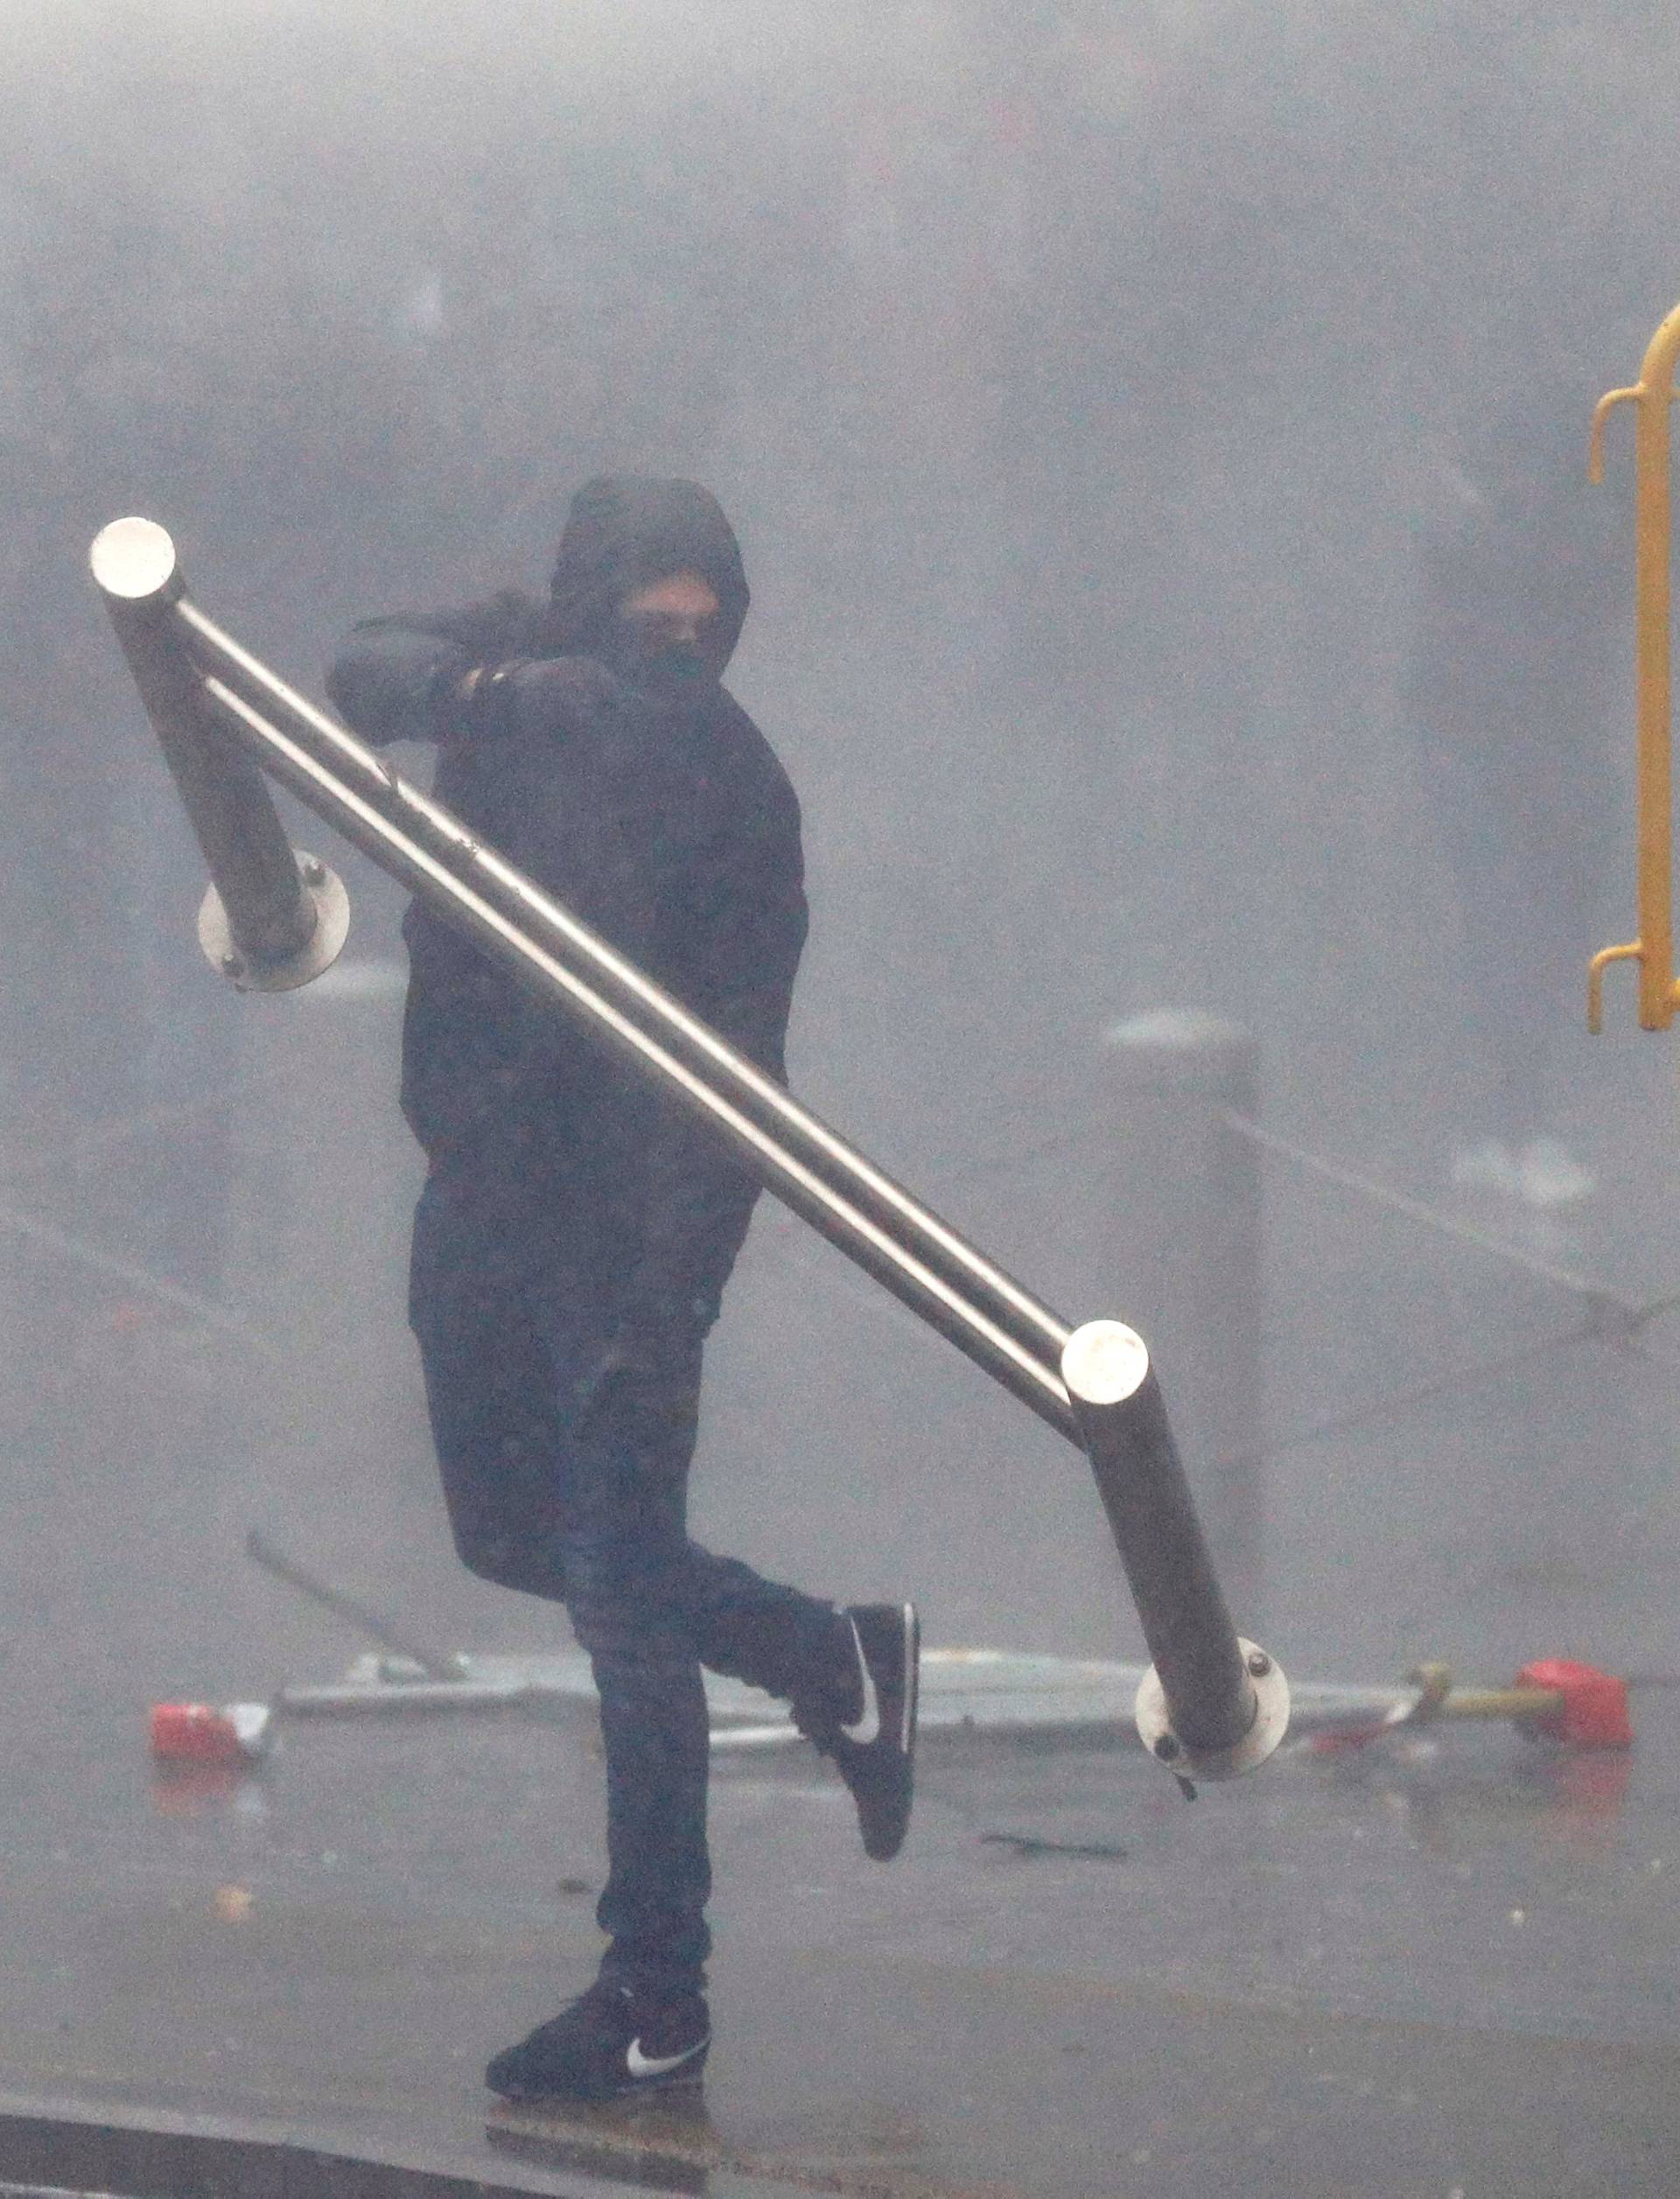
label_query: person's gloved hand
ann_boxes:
[454,655,626,741]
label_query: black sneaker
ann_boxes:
[830,1602,920,1861]
[486,1978,710,2103]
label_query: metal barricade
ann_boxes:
[91,515,1287,1782]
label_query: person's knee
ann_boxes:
[564,1536,692,1662]
[450,1516,564,1600]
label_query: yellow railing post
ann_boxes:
[1587,301,1680,1033]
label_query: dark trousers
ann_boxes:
[409,1176,844,1998]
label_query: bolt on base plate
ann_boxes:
[1134,1639,1291,1782]
[198,856,350,993]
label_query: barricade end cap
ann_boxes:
[90,516,180,603]
[1062,1319,1151,1406]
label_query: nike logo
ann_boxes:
[840,1617,881,1747]
[626,2034,709,2079]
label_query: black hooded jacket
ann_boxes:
[326,478,807,1333]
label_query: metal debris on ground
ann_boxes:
[978,1832,1130,1860]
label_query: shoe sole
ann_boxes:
[491,2056,709,2106]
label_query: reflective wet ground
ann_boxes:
[3,1014,1680,2195]
[1,1681,1676,2198]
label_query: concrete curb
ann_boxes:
[0,2090,805,2199]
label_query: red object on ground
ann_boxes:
[149,1702,271,1764]
[1515,1660,1634,1750]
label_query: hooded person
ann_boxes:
[326,476,920,2104]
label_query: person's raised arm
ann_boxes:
[324,589,549,748]
[326,620,476,748]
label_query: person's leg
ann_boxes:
[575,1331,918,1864]
[483,1347,718,2101]
[480,1253,919,2027]
[678,1537,856,1712]
[411,1204,717,1999]
[538,1319,715,2002]
[677,1530,920,1863]
[410,1210,713,2097]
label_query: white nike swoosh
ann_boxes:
[626,2034,708,2078]
[840,1617,881,1746]
[901,1605,918,1753]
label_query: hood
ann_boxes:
[543,474,751,674]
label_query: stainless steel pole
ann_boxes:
[1061,1323,1284,1773]
[91,517,348,992]
[92,516,1286,1781]
[1103,1012,1264,1621]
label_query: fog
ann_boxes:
[4,0,1679,1844]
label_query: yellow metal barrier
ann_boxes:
[1587,301,1680,1033]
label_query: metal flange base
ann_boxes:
[198,857,351,993]
[1135,1639,1291,1782]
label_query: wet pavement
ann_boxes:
[0,1676,1676,2198]
[2,991,1679,2195]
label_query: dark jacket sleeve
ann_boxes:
[326,614,646,1171]
[324,591,550,747]
[325,620,473,747]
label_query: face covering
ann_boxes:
[600,622,719,697]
